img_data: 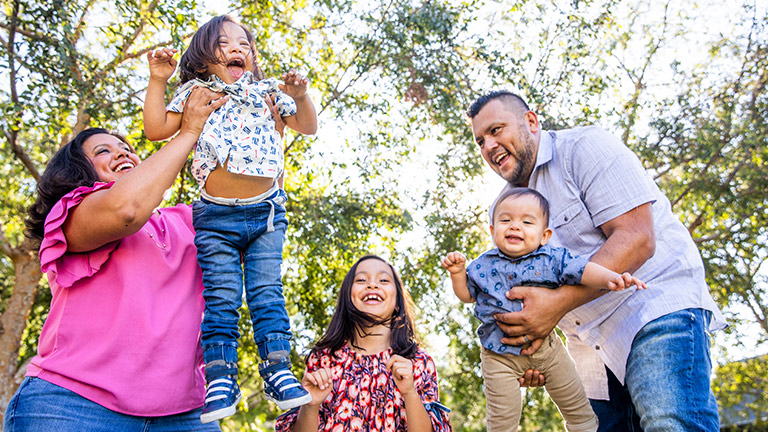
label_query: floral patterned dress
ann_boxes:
[274,343,451,431]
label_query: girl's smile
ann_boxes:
[350,259,397,320]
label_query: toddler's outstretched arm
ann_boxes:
[144,48,183,141]
[441,252,475,303]
[580,262,647,291]
[279,69,318,135]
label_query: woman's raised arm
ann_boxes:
[64,89,228,252]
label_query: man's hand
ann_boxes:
[494,285,573,354]
[279,69,309,99]
[441,252,467,274]
[518,369,546,388]
[146,48,178,82]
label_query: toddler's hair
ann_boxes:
[489,187,550,226]
[178,15,264,83]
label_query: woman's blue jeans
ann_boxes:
[4,377,220,432]
[193,190,292,362]
[590,308,719,431]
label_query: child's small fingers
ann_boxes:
[304,373,318,387]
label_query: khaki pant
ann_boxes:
[481,331,598,432]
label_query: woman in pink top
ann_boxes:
[3,88,234,432]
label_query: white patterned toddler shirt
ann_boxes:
[167,72,297,187]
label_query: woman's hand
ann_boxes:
[178,88,228,138]
[265,94,286,138]
[387,355,416,396]
[301,368,333,407]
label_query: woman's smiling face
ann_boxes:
[350,258,397,320]
[82,133,140,183]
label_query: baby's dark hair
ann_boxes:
[467,90,530,119]
[489,187,550,226]
[178,15,264,83]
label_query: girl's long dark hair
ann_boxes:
[310,255,419,360]
[26,128,129,240]
[178,15,264,84]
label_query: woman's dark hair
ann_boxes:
[178,15,264,83]
[26,128,130,240]
[310,255,419,359]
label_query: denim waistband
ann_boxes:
[200,183,286,232]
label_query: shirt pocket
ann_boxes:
[551,200,598,252]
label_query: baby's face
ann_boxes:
[490,194,552,258]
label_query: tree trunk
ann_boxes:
[0,236,42,424]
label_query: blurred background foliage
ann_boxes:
[0,0,766,430]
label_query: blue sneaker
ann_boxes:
[259,358,311,410]
[200,360,242,424]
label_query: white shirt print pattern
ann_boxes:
[167,71,297,187]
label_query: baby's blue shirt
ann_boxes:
[466,244,589,355]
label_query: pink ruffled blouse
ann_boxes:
[26,182,207,416]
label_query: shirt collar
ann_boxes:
[486,244,553,262]
[203,71,253,93]
[531,130,553,177]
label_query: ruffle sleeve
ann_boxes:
[39,182,120,290]
[414,351,453,431]
[166,80,200,113]
[262,77,297,117]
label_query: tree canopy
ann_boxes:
[1,0,766,430]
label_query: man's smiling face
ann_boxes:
[471,99,539,186]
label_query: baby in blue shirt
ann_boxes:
[441,187,645,432]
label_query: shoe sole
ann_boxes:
[200,393,243,424]
[267,392,313,410]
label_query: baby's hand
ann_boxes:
[607,272,647,291]
[279,69,309,98]
[441,252,467,274]
[147,48,178,82]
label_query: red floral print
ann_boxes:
[275,344,452,431]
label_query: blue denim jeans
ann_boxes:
[590,308,719,431]
[4,377,220,432]
[193,189,292,362]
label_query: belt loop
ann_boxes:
[267,201,276,232]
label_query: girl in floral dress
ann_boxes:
[275,255,452,432]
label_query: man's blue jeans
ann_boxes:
[193,189,292,362]
[590,308,719,431]
[4,377,220,432]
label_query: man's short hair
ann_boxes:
[489,186,550,226]
[467,90,530,119]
